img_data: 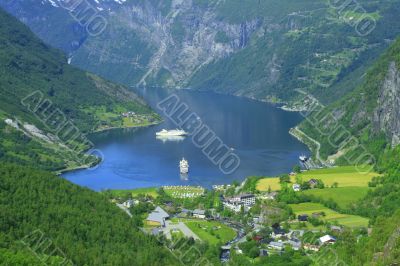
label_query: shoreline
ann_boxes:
[57,120,162,175]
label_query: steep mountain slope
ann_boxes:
[0,8,159,171]
[299,37,400,165]
[0,163,177,265]
[3,0,400,104]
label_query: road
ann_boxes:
[116,203,132,218]
[162,220,200,240]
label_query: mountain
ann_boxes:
[0,8,159,171]
[0,163,177,265]
[2,0,400,104]
[298,37,400,166]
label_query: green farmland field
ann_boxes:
[289,202,369,228]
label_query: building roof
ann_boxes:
[236,194,255,199]
[287,240,301,249]
[330,225,343,231]
[193,209,205,215]
[146,206,169,224]
[319,235,336,243]
[269,241,284,248]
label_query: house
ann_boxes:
[287,240,301,251]
[308,179,318,188]
[319,235,337,245]
[330,225,343,233]
[193,209,206,219]
[303,243,320,251]
[258,192,278,200]
[223,201,242,212]
[123,199,138,208]
[230,194,256,206]
[268,241,284,250]
[289,230,305,239]
[292,184,301,192]
[271,227,287,239]
[146,206,170,227]
[298,214,309,222]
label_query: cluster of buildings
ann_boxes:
[121,111,136,117]
[223,194,256,212]
[293,178,320,192]
[258,228,336,253]
[212,184,232,191]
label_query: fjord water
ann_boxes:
[63,88,309,191]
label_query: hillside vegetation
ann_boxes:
[0,8,159,171]
[0,163,177,265]
[299,37,400,166]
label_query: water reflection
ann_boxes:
[156,135,186,143]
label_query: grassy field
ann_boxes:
[181,220,236,245]
[256,166,380,191]
[256,177,281,191]
[302,187,371,209]
[108,187,159,198]
[289,202,369,228]
[297,166,379,187]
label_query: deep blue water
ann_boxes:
[63,88,309,191]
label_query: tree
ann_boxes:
[293,165,302,173]
[279,174,291,183]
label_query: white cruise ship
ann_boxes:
[179,158,189,174]
[156,129,188,137]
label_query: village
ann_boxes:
[103,164,376,263]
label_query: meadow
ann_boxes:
[302,187,371,209]
[256,166,380,191]
[181,219,236,245]
[296,166,379,187]
[108,187,159,198]
[289,202,369,228]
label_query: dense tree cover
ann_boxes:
[0,7,158,171]
[230,248,312,266]
[0,163,178,265]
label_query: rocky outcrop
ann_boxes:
[373,62,400,147]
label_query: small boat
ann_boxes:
[179,158,189,174]
[156,129,188,136]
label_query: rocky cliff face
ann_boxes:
[1,0,262,88]
[374,62,400,147]
[2,0,400,105]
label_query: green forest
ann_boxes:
[0,163,177,265]
[0,8,159,171]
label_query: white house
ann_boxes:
[223,201,242,212]
[123,199,138,208]
[268,241,284,250]
[230,194,256,206]
[193,209,206,219]
[292,184,301,192]
[319,235,336,245]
